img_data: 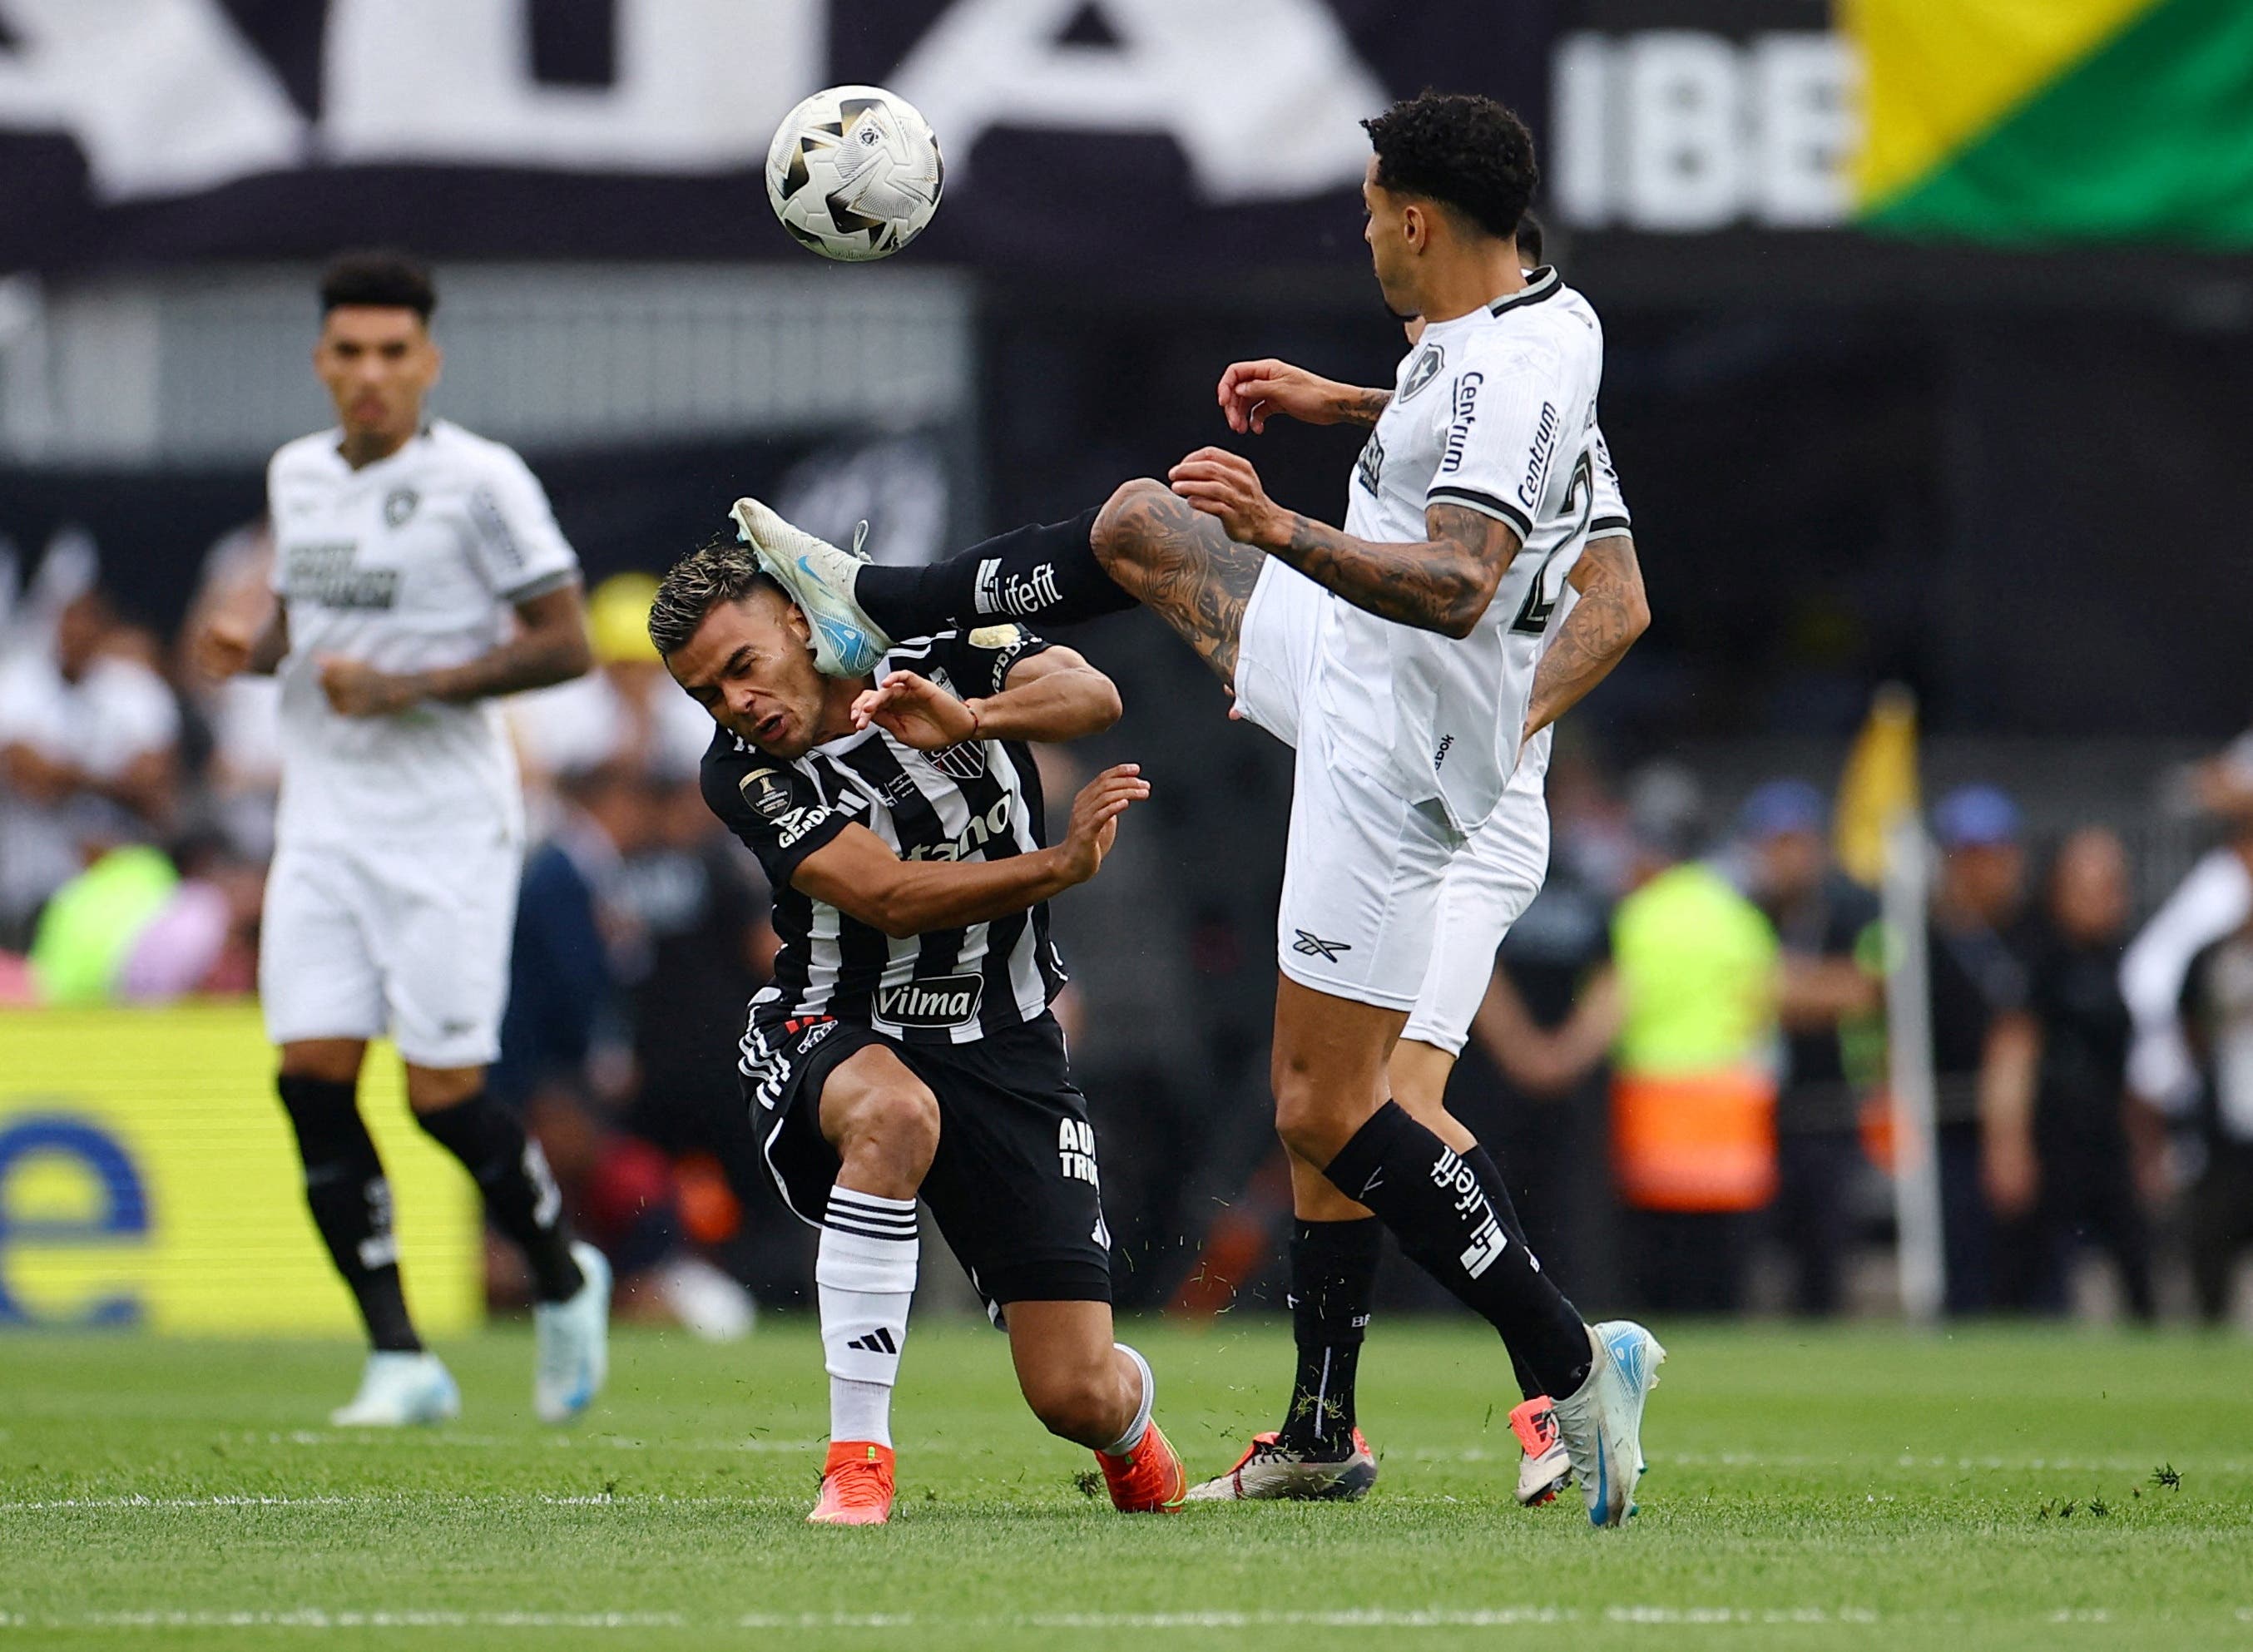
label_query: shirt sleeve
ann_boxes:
[920,622,1055,700]
[1424,337,1572,543]
[465,448,580,602]
[700,739,850,890]
[1587,421,1632,538]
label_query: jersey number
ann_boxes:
[1509,449,1593,637]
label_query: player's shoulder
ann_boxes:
[268,429,343,482]
[419,419,540,485]
[1471,270,1602,353]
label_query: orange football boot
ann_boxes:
[808,1440,895,1526]
[1097,1418,1188,1513]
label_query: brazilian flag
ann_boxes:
[1845,0,2253,248]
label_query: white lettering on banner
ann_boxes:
[0,0,306,200]
[1550,30,1855,233]
[322,0,816,171]
[0,0,1393,207]
[890,0,1387,203]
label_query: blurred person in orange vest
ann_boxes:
[1517,769,1879,1313]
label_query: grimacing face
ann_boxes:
[315,304,440,448]
[663,586,831,759]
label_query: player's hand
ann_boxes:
[1056,764,1149,884]
[316,655,420,717]
[1217,359,1351,434]
[850,670,978,750]
[1168,448,1290,551]
[191,614,257,681]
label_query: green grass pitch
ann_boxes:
[3,1319,2251,1650]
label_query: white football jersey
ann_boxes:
[266,419,579,845]
[1317,266,1606,831]
[1512,419,1634,791]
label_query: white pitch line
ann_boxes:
[1405,1447,2253,1474]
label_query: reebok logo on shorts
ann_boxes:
[1292,930,1353,962]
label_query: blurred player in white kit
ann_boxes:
[195,253,610,1427]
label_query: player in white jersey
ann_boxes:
[1192,218,1651,1506]
[193,254,611,1427]
[736,94,1662,1524]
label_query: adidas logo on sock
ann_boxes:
[846,1328,899,1355]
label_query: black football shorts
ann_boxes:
[738,1011,1112,1315]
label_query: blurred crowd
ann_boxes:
[6,526,2253,1327]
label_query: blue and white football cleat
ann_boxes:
[1550,1319,1665,1527]
[533,1242,612,1424]
[329,1351,460,1428]
[730,496,893,678]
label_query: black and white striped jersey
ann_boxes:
[701,624,1067,1047]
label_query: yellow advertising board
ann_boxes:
[0,1002,480,1335]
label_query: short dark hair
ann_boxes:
[647,536,786,657]
[319,250,437,320]
[1517,210,1545,267]
[1362,91,1538,243]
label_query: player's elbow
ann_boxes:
[861,893,925,941]
[1077,673,1124,734]
[1435,582,1499,640]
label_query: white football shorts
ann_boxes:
[1235,562,1463,1011]
[1399,762,1552,1054]
[260,831,522,1069]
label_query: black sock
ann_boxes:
[853,508,1135,637]
[1463,1142,1552,1402]
[1324,1103,1592,1400]
[1278,1216,1381,1452]
[413,1094,584,1303]
[276,1075,421,1353]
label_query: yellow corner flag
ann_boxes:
[1835,683,1920,888]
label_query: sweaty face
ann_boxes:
[315,306,439,448]
[664,589,829,759]
[1362,158,1420,319]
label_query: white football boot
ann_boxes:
[533,1242,612,1424]
[1508,1396,1572,1506]
[1550,1320,1665,1527]
[730,497,892,677]
[1183,1429,1378,1501]
[329,1352,460,1428]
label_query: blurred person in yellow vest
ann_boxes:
[1517,768,1877,1313]
[1602,768,1780,1313]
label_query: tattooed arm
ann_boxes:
[1167,447,1517,636]
[1521,535,1648,740]
[1216,359,1390,434]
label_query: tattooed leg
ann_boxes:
[1091,478,1268,684]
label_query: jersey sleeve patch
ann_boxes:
[933,625,1053,698]
[702,746,849,888]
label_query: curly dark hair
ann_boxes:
[319,250,437,320]
[647,534,786,657]
[1362,91,1538,242]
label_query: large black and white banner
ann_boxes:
[0,0,1554,275]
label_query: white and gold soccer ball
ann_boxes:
[765,85,944,262]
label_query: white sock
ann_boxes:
[817,1187,919,1449]
[1099,1342,1154,1458]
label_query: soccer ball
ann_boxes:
[765,85,944,262]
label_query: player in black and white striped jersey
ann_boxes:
[650,537,1188,1525]
[733,625,1067,1047]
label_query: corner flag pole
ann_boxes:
[1881,809,1946,1323]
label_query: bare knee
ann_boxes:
[1092,477,1173,578]
[1271,1058,1355,1168]
[830,1083,939,1195]
[1021,1363,1126,1448]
